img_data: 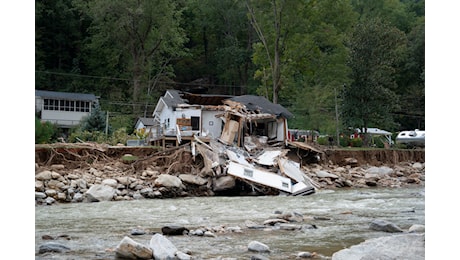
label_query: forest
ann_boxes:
[35,0,425,136]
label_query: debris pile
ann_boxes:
[192,136,318,196]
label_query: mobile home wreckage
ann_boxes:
[147,90,320,196]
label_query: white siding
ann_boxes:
[158,107,176,135]
[41,110,90,127]
[201,110,222,138]
[276,118,287,142]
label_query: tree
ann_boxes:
[75,0,188,115]
[35,0,87,91]
[342,18,407,140]
[246,0,295,104]
[175,0,255,95]
[81,102,110,133]
[281,0,357,133]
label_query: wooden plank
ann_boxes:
[219,120,239,145]
[287,141,324,154]
[176,118,191,126]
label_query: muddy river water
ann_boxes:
[35,186,424,259]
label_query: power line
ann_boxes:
[35,70,246,89]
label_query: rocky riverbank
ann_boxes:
[35,143,425,205]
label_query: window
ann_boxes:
[65,100,70,111]
[85,102,90,112]
[44,99,49,110]
[191,116,200,130]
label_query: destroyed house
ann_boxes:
[149,89,233,147]
[148,90,294,149]
[217,95,293,148]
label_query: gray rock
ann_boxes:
[38,242,70,254]
[149,233,178,260]
[35,180,45,191]
[161,225,189,236]
[369,219,403,233]
[36,170,53,181]
[366,166,394,176]
[179,174,208,185]
[72,193,84,202]
[45,197,56,204]
[297,251,314,258]
[35,192,47,199]
[102,178,118,188]
[154,174,184,188]
[408,224,425,233]
[248,241,270,253]
[115,236,152,259]
[204,231,216,237]
[131,229,146,236]
[85,184,115,202]
[251,254,270,260]
[279,223,302,230]
[315,170,338,179]
[332,233,424,260]
[176,251,192,260]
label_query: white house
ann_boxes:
[150,89,231,142]
[149,89,294,148]
[35,89,99,128]
[134,117,156,133]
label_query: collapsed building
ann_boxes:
[146,90,323,196]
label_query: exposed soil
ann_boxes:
[321,148,425,166]
[35,143,425,172]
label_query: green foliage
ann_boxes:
[372,136,386,148]
[35,0,424,133]
[109,128,133,145]
[317,136,329,146]
[109,114,136,135]
[350,138,363,147]
[68,127,135,145]
[35,117,58,144]
[81,102,111,133]
[342,17,407,132]
[68,129,105,143]
[339,136,350,147]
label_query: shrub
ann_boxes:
[109,128,134,145]
[350,138,363,147]
[339,136,350,147]
[317,136,329,145]
[35,117,58,144]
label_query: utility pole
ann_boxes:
[335,87,340,147]
[105,111,109,136]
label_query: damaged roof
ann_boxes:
[228,95,293,119]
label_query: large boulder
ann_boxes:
[149,233,178,260]
[369,219,404,233]
[38,242,70,254]
[85,184,115,202]
[178,174,208,186]
[248,241,270,253]
[115,236,153,259]
[154,174,184,188]
[332,233,424,260]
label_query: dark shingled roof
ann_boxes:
[137,117,156,126]
[162,89,186,107]
[228,95,293,119]
[35,90,98,101]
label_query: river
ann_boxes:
[35,186,425,259]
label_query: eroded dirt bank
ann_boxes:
[35,144,425,168]
[321,148,425,166]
